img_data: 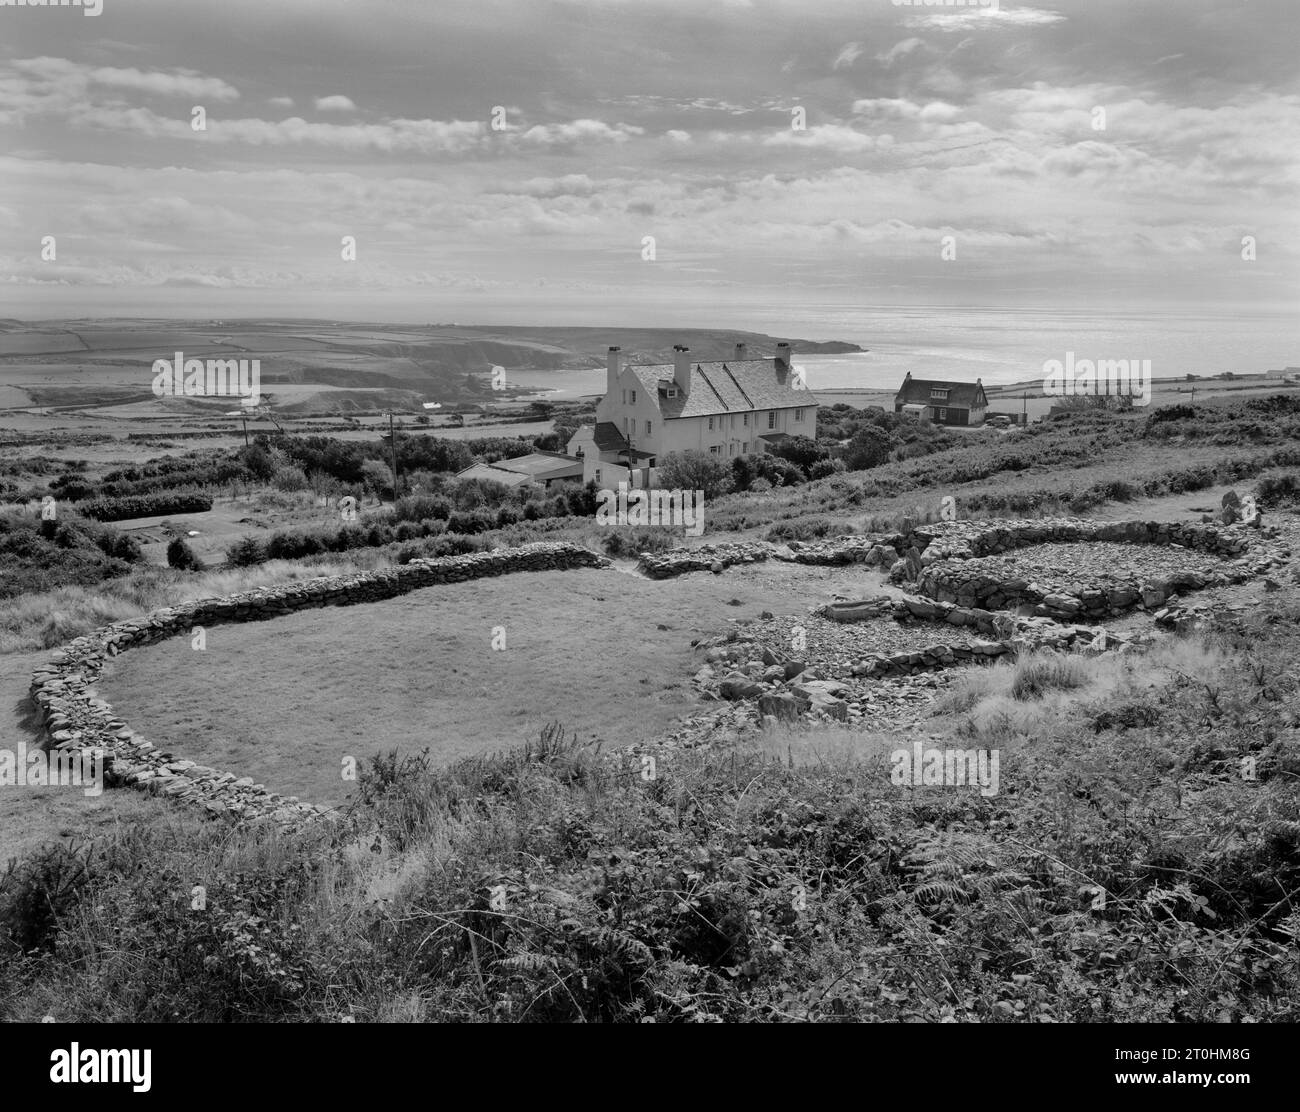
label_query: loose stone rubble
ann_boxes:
[27,543,609,827]
[909,518,1288,620]
[687,590,1137,726]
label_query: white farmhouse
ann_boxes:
[566,342,819,488]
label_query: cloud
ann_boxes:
[876,38,929,66]
[314,95,357,112]
[902,6,1067,31]
[11,57,240,101]
[516,119,645,145]
[832,42,864,70]
[269,96,295,108]
[763,124,876,154]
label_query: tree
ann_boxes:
[226,536,266,567]
[166,537,203,571]
[843,426,891,471]
[768,434,825,471]
[360,458,395,500]
[657,451,734,499]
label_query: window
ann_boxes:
[708,416,714,430]
[709,445,720,455]
[630,390,636,404]
[768,411,777,429]
[595,469,601,483]
[795,408,804,422]
[666,387,677,398]
[742,413,749,426]
[729,443,736,456]
[936,408,948,422]
[645,421,651,436]
[930,388,949,400]
[621,389,626,404]
[742,442,749,454]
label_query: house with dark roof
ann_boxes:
[565,342,820,487]
[893,373,988,426]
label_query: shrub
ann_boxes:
[658,451,734,499]
[601,528,679,557]
[272,466,310,493]
[1011,651,1089,700]
[767,434,826,471]
[226,536,267,567]
[1256,473,1300,508]
[80,491,213,522]
[0,843,91,956]
[843,426,891,471]
[765,518,837,542]
[166,537,204,571]
[808,458,845,481]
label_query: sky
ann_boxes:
[1,0,1297,323]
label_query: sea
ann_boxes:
[493,305,1299,400]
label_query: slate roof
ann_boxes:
[455,453,582,487]
[625,359,818,420]
[590,421,655,460]
[489,452,583,480]
[894,374,987,410]
[454,463,532,488]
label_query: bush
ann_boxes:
[765,518,837,542]
[1256,473,1300,508]
[601,528,679,558]
[447,509,496,536]
[80,491,213,522]
[657,451,733,499]
[843,426,891,471]
[767,434,826,471]
[226,536,267,567]
[808,458,845,481]
[0,843,91,956]
[166,537,204,571]
[272,466,310,493]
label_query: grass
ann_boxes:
[0,557,388,654]
[97,561,889,804]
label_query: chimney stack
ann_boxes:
[673,345,692,393]
[734,342,747,362]
[607,345,621,399]
[775,342,792,374]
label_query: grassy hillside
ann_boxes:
[3,609,1298,1022]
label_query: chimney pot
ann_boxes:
[734,342,747,361]
[775,342,792,373]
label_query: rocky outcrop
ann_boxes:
[27,543,609,827]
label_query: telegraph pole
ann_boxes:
[389,412,400,500]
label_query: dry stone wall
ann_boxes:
[27,543,610,827]
[907,518,1288,620]
[820,593,1125,677]
[637,534,908,578]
